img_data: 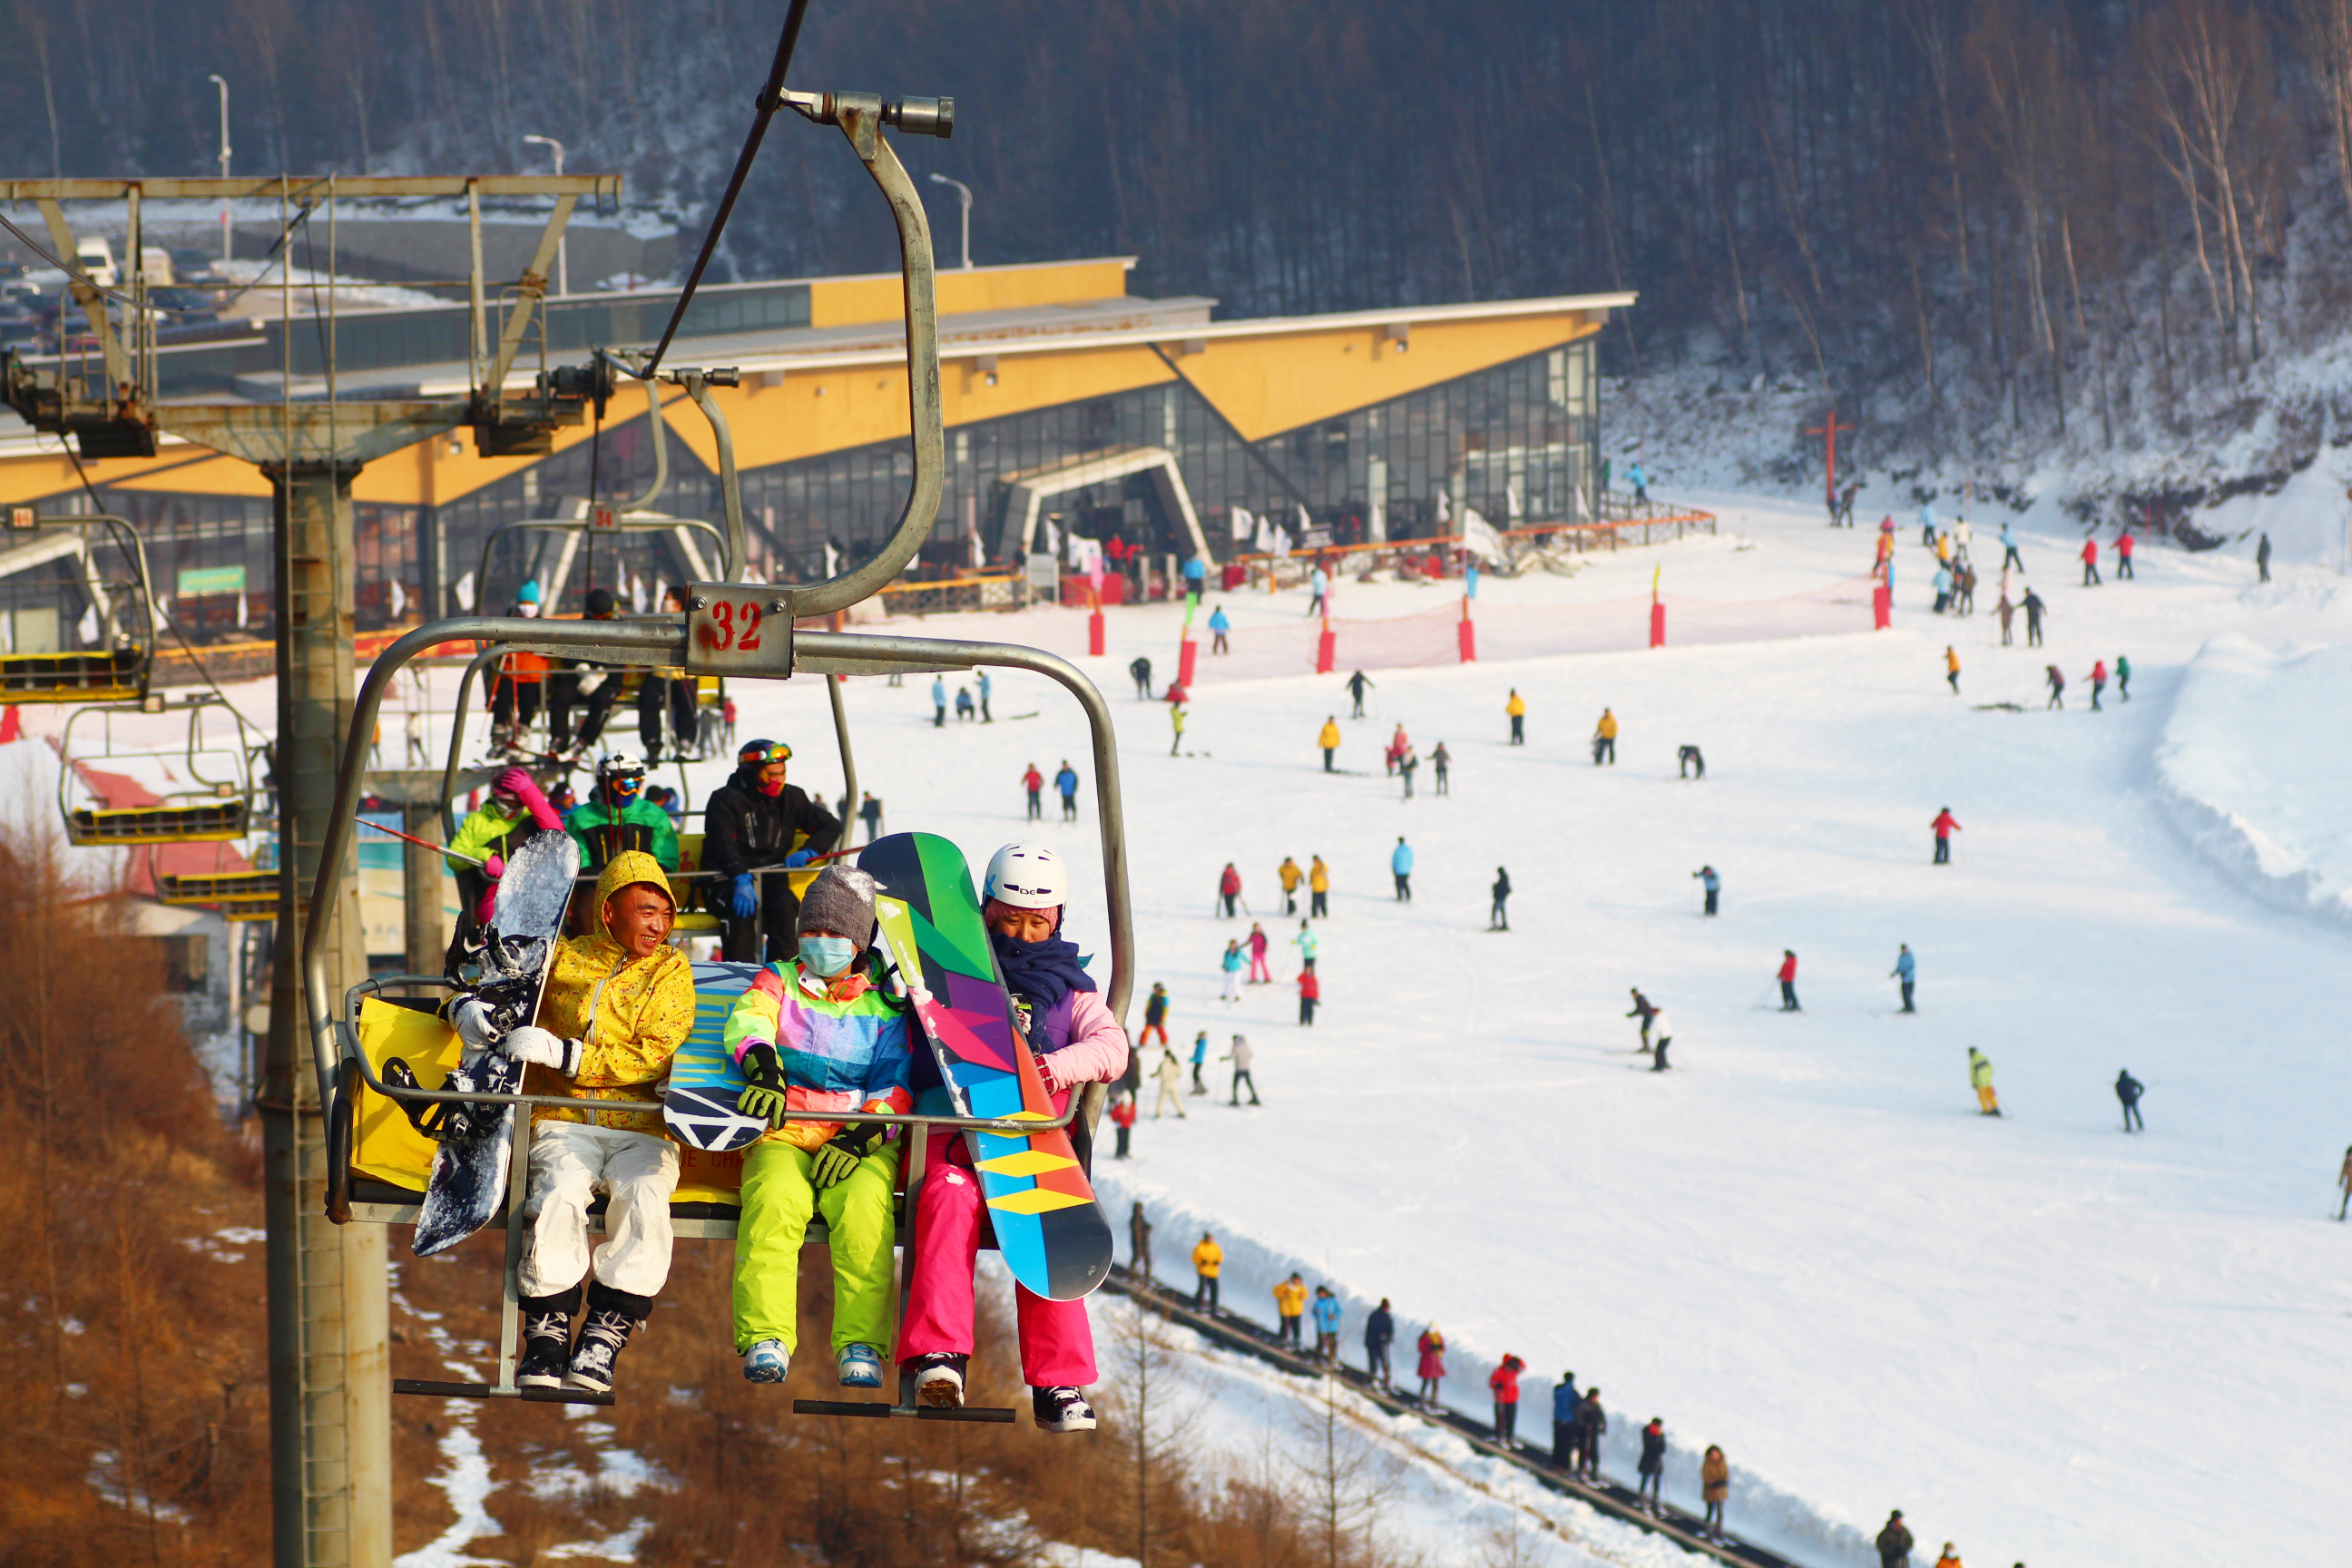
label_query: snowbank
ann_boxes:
[2154,634,2352,927]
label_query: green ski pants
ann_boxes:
[732,1138,901,1355]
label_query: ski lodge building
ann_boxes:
[0,256,1628,641]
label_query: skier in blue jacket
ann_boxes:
[1391,837,1414,902]
[1208,603,1232,655]
[1891,944,1917,1014]
[1310,1286,1344,1362]
[1552,1372,1583,1472]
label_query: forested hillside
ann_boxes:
[10,0,2352,488]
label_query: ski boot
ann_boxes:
[1033,1385,1098,1433]
[836,1343,884,1388]
[564,1283,651,1395]
[908,1352,968,1410]
[515,1288,578,1390]
[742,1340,791,1384]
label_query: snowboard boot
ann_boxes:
[564,1282,652,1395]
[908,1352,968,1410]
[516,1287,579,1390]
[1033,1385,1098,1434]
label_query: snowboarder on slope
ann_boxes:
[1318,717,1341,773]
[1892,944,1917,1013]
[1778,951,1801,1012]
[1490,867,1512,930]
[2116,1069,2145,1132]
[1490,1354,1526,1447]
[1391,837,1414,901]
[1968,1047,2002,1116]
[500,852,697,1395]
[1931,807,1962,864]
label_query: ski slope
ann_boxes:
[23,489,2348,1567]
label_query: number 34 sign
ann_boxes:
[684,586,795,677]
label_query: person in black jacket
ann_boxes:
[1490,867,1512,930]
[1875,1510,1915,1568]
[1363,1298,1395,1388]
[1576,1387,1605,1480]
[703,738,842,962]
[1636,1416,1667,1507]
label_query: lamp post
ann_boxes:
[207,74,231,261]
[523,134,569,296]
[927,172,974,269]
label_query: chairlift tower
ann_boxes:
[2,171,613,1568]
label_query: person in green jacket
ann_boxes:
[564,753,679,876]
[1967,1047,2002,1117]
[445,766,564,927]
[2115,652,2132,702]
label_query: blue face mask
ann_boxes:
[799,936,858,976]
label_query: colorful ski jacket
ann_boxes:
[532,851,698,1133]
[1311,1292,1342,1334]
[723,953,913,1150]
[1192,1239,1223,1277]
[1391,843,1414,875]
[1272,1278,1308,1318]
[1309,858,1329,892]
[1506,691,1525,717]
[1553,1378,1581,1421]
[1318,720,1341,750]
[1489,1356,1524,1404]
[1968,1049,1995,1089]
[1416,1328,1446,1378]
[1279,858,1303,890]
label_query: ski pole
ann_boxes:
[360,817,486,867]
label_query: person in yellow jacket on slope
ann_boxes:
[1278,855,1304,914]
[1272,1271,1308,1348]
[1945,645,1962,695]
[1505,688,1526,745]
[1592,708,1619,766]
[1968,1046,2002,1116]
[1191,1232,1224,1313]
[1308,854,1330,918]
[1318,716,1342,773]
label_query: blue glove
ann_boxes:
[730,872,757,918]
[783,849,814,868]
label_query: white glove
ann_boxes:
[500,1025,582,1075]
[451,997,496,1051]
[576,671,606,696]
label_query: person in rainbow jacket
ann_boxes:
[725,865,913,1389]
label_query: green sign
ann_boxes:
[176,564,247,597]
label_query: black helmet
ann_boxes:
[584,585,616,617]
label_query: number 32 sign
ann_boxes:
[684,586,794,676]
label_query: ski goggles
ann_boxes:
[606,772,644,798]
[738,740,793,766]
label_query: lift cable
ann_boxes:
[634,0,814,379]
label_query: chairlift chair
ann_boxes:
[0,512,157,702]
[56,691,263,847]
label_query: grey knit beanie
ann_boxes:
[796,866,878,946]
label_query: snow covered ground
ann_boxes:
[22,483,2352,1568]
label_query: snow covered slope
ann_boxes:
[21,486,2346,1568]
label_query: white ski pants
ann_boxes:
[516,1119,681,1299]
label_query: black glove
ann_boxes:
[738,1043,789,1129]
[809,1122,883,1189]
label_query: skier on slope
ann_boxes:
[1218,863,1243,918]
[1108,1090,1135,1159]
[1152,1045,1187,1119]
[2116,652,2132,701]
[1346,670,1375,718]
[1169,699,1187,756]
[1506,688,1526,744]
[1296,965,1320,1025]
[2000,522,2024,571]
[1592,708,1618,765]
[1399,746,1419,799]
[1247,922,1271,984]
[2081,535,2102,586]
[1637,1416,1668,1508]
[900,842,1132,1432]
[1385,723,1409,776]
[1279,855,1304,913]
[1223,1034,1261,1104]
[1891,944,1917,1013]
[2045,664,2066,710]
[1318,716,1342,772]
[1551,1371,1582,1472]
[1365,1298,1396,1387]
[1489,1353,1526,1448]
[725,867,912,1392]
[931,675,948,727]
[1701,1446,1730,1538]
[1022,762,1045,820]
[1968,1047,2002,1116]
[496,851,697,1396]
[1391,836,1415,901]
[1055,761,1081,821]
[2090,658,2108,711]
[1778,951,1801,1012]
[1628,987,1659,1049]
[1272,1272,1308,1348]
[2337,1146,2352,1220]
[2117,527,2137,579]
[1432,740,1452,794]
[1294,919,1318,973]
[1931,807,1962,864]
[2257,532,2273,582]
[2115,1068,2145,1132]
[1647,1004,1673,1071]
[1575,1387,1606,1480]
[1189,1028,1210,1094]
[1416,1323,1446,1406]
[1208,603,1231,655]
[1945,645,1961,695]
[1219,940,1243,1003]
[1311,1284,1343,1361]
[1140,981,1170,1048]
[1192,1231,1222,1311]
[1129,1201,1152,1278]
[1308,855,1331,918]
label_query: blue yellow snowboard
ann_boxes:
[858,832,1114,1302]
[660,960,771,1152]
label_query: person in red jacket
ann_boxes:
[1777,950,1800,1012]
[1108,1090,1136,1161]
[1931,806,1962,864]
[1488,1353,1526,1448]
[1022,763,1045,821]
[2116,528,2136,578]
[1296,967,1320,1026]
[2081,535,2101,586]
[2089,658,2108,711]
[1218,863,1242,918]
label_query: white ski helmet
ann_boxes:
[984,842,1069,910]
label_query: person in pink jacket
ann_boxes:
[1247,922,1271,984]
[898,841,1130,1434]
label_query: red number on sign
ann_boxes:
[739,603,762,652]
[710,600,735,650]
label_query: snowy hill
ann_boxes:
[21,486,2348,1568]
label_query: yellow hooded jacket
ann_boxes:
[530,849,698,1133]
[1318,720,1341,750]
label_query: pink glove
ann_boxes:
[495,767,563,831]
[482,852,505,880]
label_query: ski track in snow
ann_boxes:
[31,485,2352,1567]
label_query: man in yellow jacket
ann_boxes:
[1506,688,1526,745]
[1272,1271,1309,1348]
[482,849,697,1395]
[1278,855,1304,914]
[1191,1231,1223,1313]
[1318,716,1341,773]
[1592,708,1619,766]
[1308,855,1330,918]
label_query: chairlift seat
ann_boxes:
[155,868,279,917]
[65,797,249,845]
[0,646,146,701]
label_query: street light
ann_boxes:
[523,134,569,296]
[207,74,232,261]
[927,172,975,270]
